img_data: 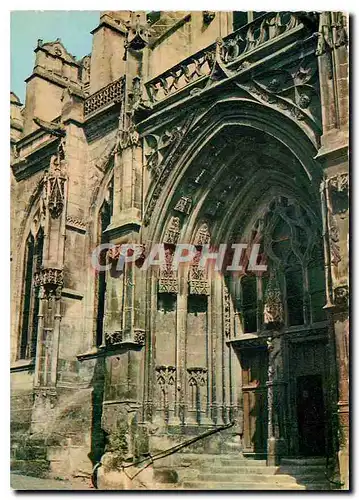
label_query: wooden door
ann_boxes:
[241,347,268,454]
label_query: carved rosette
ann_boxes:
[158,247,178,294]
[187,367,208,387]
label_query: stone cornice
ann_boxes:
[11,137,59,181]
[25,66,85,97]
[91,14,127,36]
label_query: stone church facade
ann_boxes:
[10,11,349,489]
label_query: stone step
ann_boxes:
[11,459,50,478]
[196,465,280,474]
[196,473,302,483]
[278,465,327,475]
[180,481,308,490]
[281,457,327,466]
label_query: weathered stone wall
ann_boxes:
[10,10,349,489]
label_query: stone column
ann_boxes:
[316,14,349,485]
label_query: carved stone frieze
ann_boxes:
[194,222,211,246]
[163,216,181,245]
[189,249,209,295]
[34,267,64,291]
[158,247,178,294]
[133,329,146,346]
[84,76,125,116]
[156,365,176,387]
[145,12,302,104]
[223,282,231,337]
[174,196,192,215]
[105,330,123,346]
[263,275,284,327]
[187,367,207,387]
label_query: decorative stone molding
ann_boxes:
[145,12,302,104]
[105,331,123,346]
[189,249,209,295]
[144,124,185,180]
[133,329,146,346]
[263,275,284,328]
[187,367,207,387]
[174,196,192,215]
[193,222,211,246]
[66,216,86,232]
[84,76,125,116]
[143,113,196,226]
[104,329,146,347]
[155,365,176,387]
[163,216,181,245]
[334,285,349,309]
[328,173,349,193]
[124,14,151,53]
[223,283,231,337]
[34,267,64,290]
[158,248,178,294]
[240,57,320,126]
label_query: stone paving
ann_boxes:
[10,473,93,490]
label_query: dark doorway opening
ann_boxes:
[296,374,326,456]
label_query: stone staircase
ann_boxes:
[151,454,334,490]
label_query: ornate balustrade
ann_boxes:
[84,76,125,116]
[145,12,302,104]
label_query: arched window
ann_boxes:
[19,228,44,359]
[238,197,327,333]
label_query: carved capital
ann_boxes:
[156,365,176,386]
[34,268,64,295]
[187,367,207,387]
